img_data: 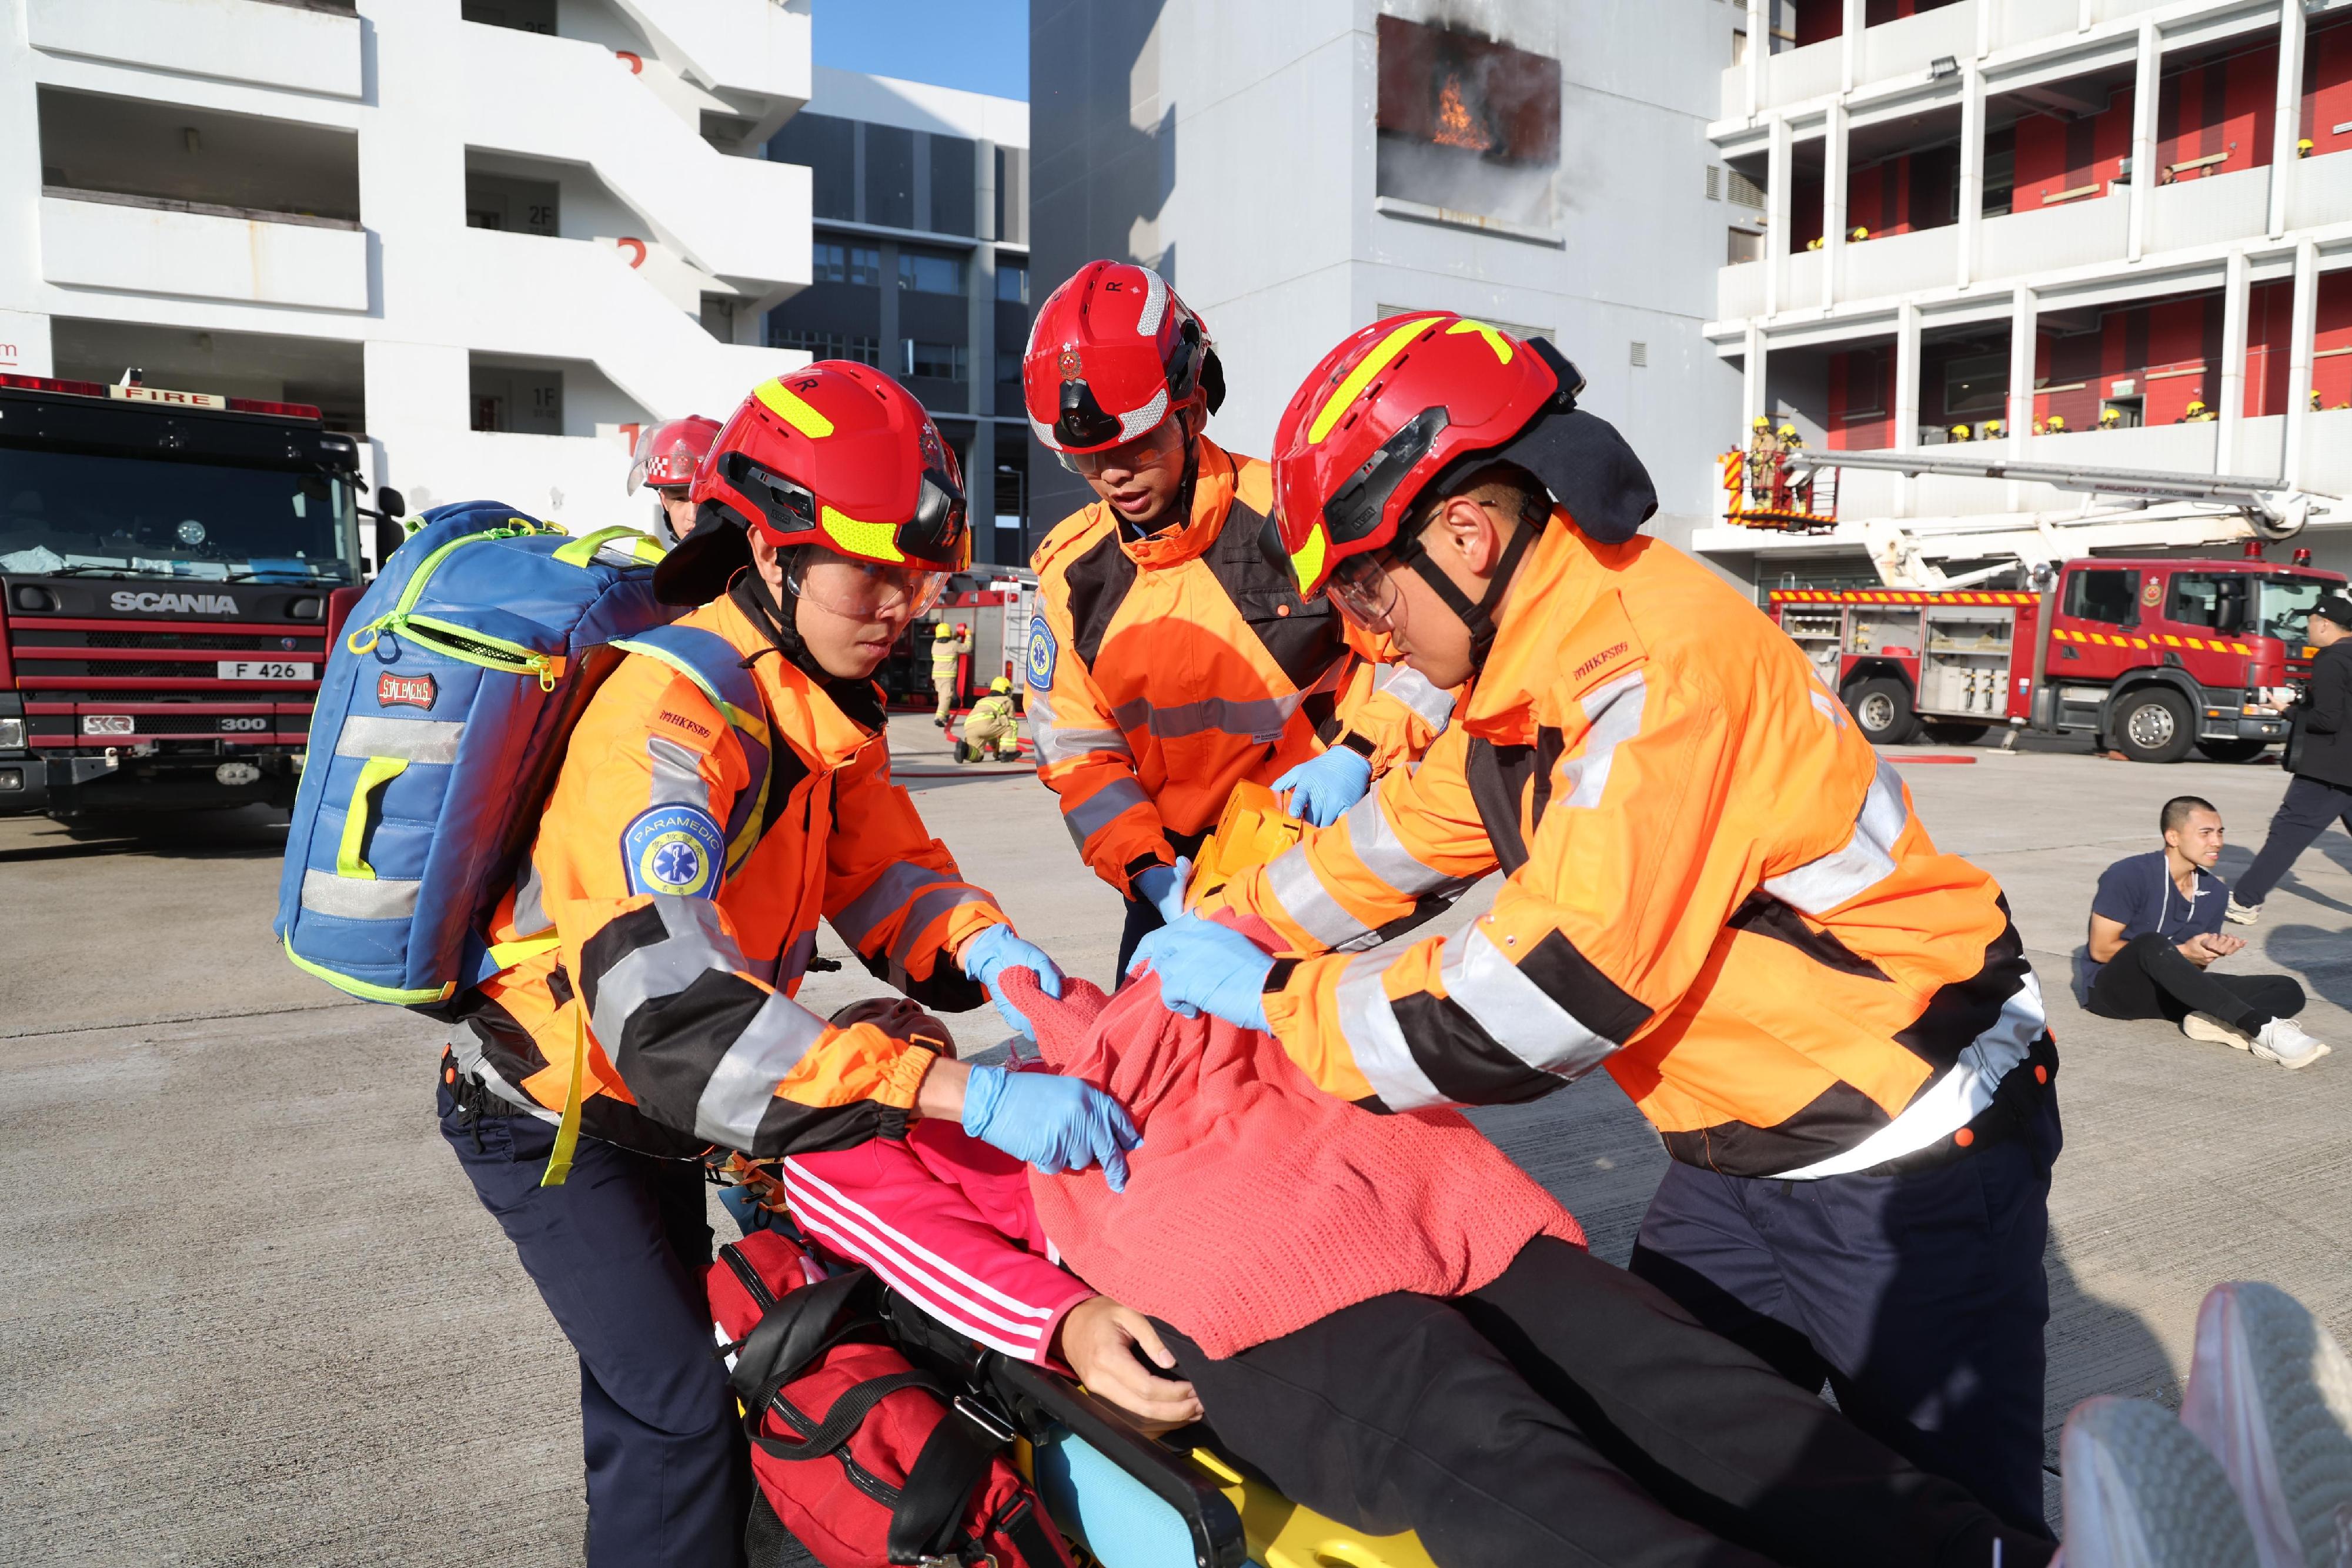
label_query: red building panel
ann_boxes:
[2304,16,2352,155]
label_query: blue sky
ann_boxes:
[814,0,1028,102]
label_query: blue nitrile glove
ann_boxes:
[1131,855,1192,925]
[962,1063,1141,1192]
[1127,913,1274,1031]
[958,923,1065,1042]
[1271,747,1373,828]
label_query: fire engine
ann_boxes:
[1740,444,2345,761]
[0,373,401,818]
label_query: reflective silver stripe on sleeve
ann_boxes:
[1334,952,1447,1111]
[1775,968,2046,1179]
[335,716,465,764]
[1062,776,1150,846]
[1032,689,1137,765]
[300,867,421,920]
[1342,791,1456,897]
[1265,843,1380,951]
[1376,666,1455,728]
[890,884,995,967]
[833,861,951,951]
[589,897,749,1048]
[1761,760,1909,916]
[510,858,549,938]
[692,989,834,1149]
[646,734,712,813]
[1438,925,1623,1081]
[1108,694,1300,744]
[1555,672,1647,813]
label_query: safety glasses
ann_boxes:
[789,554,948,620]
[1327,550,1404,634]
[1058,419,1184,481]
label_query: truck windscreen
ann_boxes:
[0,445,357,584]
[2257,576,2334,644]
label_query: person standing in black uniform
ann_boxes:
[2230,593,2352,922]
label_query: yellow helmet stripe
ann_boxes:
[754,377,836,440]
[1288,520,1328,594]
[1445,317,1514,365]
[1308,317,1445,446]
[820,505,905,562]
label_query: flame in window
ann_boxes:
[1432,72,1492,152]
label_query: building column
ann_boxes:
[970,138,1000,563]
[2217,249,2251,473]
[1957,65,1985,289]
[2007,286,2037,455]
[877,240,901,383]
[2286,239,2320,486]
[2127,20,2159,263]
[1765,115,1792,317]
[1743,323,1769,428]
[1748,0,1768,119]
[2270,0,2307,238]
[1895,302,1922,516]
[1841,0,1863,93]
[1823,103,1849,309]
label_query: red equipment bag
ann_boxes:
[709,1230,1074,1568]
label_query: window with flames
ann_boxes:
[1375,17,1561,230]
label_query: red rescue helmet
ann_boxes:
[1267,313,1656,606]
[627,414,720,493]
[1023,260,1225,456]
[654,362,969,606]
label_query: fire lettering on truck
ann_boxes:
[109,590,239,616]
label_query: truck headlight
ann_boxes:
[0,717,23,750]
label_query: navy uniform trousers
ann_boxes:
[1629,1094,2063,1538]
[439,1071,749,1568]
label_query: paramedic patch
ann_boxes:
[1025,615,1056,690]
[623,804,724,898]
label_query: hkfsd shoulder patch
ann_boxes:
[1025,615,1057,690]
[623,804,725,898]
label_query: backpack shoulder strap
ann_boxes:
[609,625,774,875]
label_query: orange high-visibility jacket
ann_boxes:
[1027,437,1456,894]
[460,581,1009,1159]
[1211,517,2050,1181]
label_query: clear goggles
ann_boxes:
[1325,549,1405,634]
[1057,417,1184,481]
[786,551,947,620]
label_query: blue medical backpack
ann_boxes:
[273,500,766,1015]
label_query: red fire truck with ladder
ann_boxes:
[0,373,404,818]
[1740,444,2346,763]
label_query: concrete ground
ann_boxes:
[2,717,2348,1564]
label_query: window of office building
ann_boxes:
[996,350,1023,387]
[903,341,968,382]
[931,135,976,237]
[771,326,880,367]
[770,112,855,222]
[899,249,966,295]
[866,124,915,229]
[1375,16,1560,229]
[812,240,881,286]
[996,262,1028,305]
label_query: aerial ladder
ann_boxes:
[1765,446,2337,590]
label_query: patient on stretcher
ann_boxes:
[771,980,2053,1568]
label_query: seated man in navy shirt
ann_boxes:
[2083,795,2329,1069]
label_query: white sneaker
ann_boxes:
[2226,897,2262,925]
[2251,1018,2332,1069]
[2183,1012,2255,1051]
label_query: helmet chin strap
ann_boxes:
[1396,515,1538,671]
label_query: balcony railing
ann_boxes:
[2148,166,2270,255]
[1976,195,2128,283]
[38,192,366,311]
[25,0,361,99]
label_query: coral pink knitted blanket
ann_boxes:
[1000,968,1585,1359]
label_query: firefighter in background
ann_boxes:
[1021,261,1456,976]
[1745,414,1776,509]
[2100,407,2125,429]
[931,620,971,726]
[1949,423,1974,443]
[1775,423,1812,513]
[449,365,1135,1565]
[2181,399,2216,423]
[626,414,720,546]
[1137,313,2062,1537]
[958,676,1021,763]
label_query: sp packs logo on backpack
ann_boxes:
[377,672,437,710]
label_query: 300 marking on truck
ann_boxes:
[217,661,313,681]
[219,717,269,733]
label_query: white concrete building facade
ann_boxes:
[0,0,813,535]
[1698,0,2352,592]
[1028,0,1740,546]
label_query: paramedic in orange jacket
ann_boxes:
[1136,315,2062,1538]
[443,364,1137,1567]
[1022,261,1455,976]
